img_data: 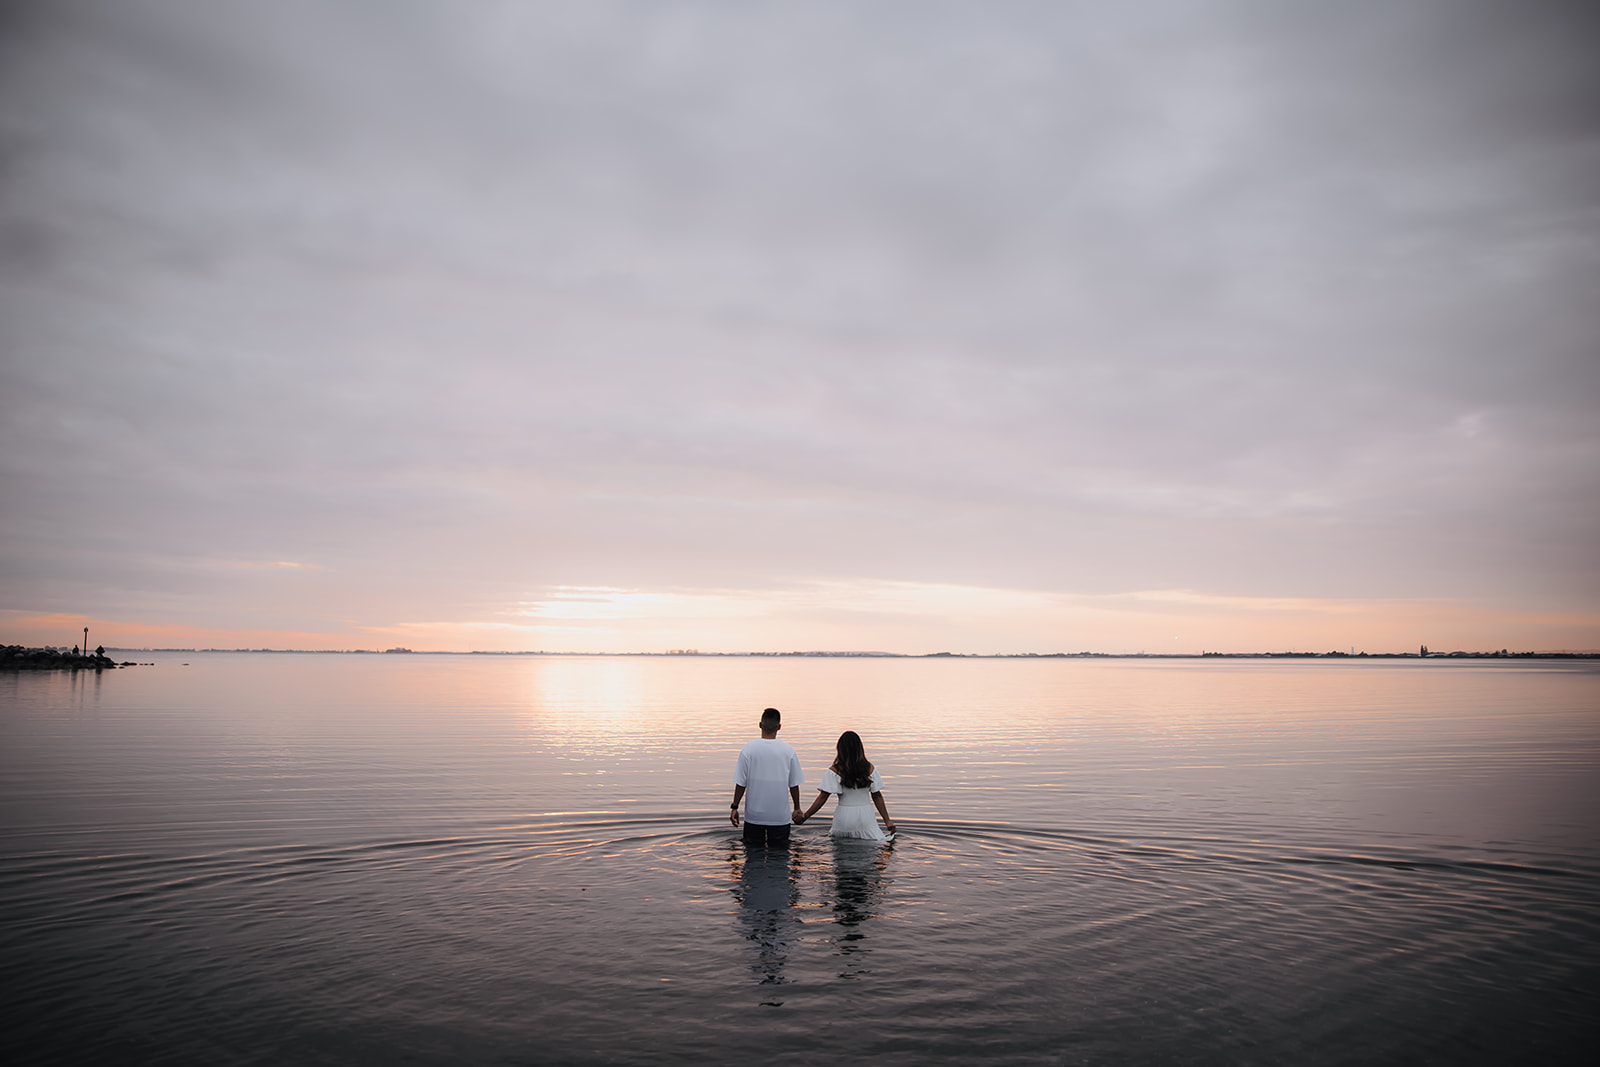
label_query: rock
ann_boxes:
[0,645,123,671]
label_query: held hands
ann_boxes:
[792,808,806,825]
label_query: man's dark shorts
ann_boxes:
[742,822,791,847]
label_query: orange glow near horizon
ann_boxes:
[7,583,1596,655]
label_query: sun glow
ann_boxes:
[12,585,1592,657]
[356,581,1598,655]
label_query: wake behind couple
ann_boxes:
[729,708,897,847]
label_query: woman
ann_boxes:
[798,731,896,840]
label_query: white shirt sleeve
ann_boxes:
[819,768,842,793]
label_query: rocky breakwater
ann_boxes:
[1,646,132,670]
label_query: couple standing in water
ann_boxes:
[729,707,897,846]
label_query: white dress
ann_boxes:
[820,768,890,840]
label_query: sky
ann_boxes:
[2,0,1597,654]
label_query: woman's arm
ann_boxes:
[871,791,896,835]
[798,789,832,823]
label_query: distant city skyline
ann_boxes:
[3,1,1597,654]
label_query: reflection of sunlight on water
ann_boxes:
[466,655,1600,840]
[522,657,646,740]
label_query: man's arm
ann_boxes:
[789,784,802,823]
[729,783,745,826]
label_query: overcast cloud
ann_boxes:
[2,0,1597,651]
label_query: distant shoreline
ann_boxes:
[52,647,1600,661]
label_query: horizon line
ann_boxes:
[66,646,1600,659]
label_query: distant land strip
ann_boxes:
[14,646,1594,662]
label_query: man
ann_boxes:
[730,707,805,847]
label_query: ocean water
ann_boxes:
[1,653,1596,1065]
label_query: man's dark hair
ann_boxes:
[760,707,781,728]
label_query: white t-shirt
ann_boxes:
[734,737,805,826]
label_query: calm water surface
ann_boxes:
[2,654,1597,1064]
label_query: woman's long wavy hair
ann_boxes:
[831,730,875,789]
